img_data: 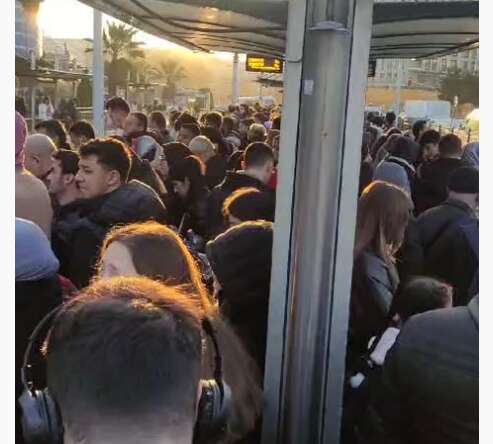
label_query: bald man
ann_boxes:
[24,134,58,184]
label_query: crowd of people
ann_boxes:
[14,98,478,444]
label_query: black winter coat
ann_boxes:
[205,154,227,190]
[208,172,274,238]
[16,276,63,444]
[417,198,476,258]
[413,157,469,214]
[349,251,399,372]
[52,180,168,288]
[376,297,478,444]
[396,216,423,284]
[425,219,478,306]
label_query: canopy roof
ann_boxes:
[78,0,478,59]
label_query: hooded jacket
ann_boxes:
[52,180,167,288]
[417,197,477,257]
[208,171,274,238]
[414,157,469,214]
[376,297,478,444]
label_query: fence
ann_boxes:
[433,125,479,144]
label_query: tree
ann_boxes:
[86,22,145,96]
[439,68,479,107]
[77,78,92,107]
[150,59,187,104]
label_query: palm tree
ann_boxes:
[86,22,145,95]
[150,59,187,105]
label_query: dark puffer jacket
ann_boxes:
[52,180,167,288]
[413,157,469,214]
[425,219,478,306]
[206,221,273,377]
[375,297,478,444]
[208,171,274,238]
[417,198,476,258]
[349,251,399,372]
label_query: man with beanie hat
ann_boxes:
[418,166,479,304]
[417,166,478,257]
[15,112,53,238]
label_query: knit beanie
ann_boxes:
[447,166,479,194]
[15,111,27,168]
[374,161,411,195]
[206,221,273,294]
[16,218,60,281]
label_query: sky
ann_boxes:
[38,0,181,49]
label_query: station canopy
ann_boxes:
[78,0,478,59]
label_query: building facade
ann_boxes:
[15,0,43,60]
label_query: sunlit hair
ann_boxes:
[354,181,412,266]
[97,222,263,437]
[98,222,211,310]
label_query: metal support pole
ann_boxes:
[30,86,36,132]
[262,0,373,442]
[232,53,240,105]
[92,9,105,136]
[394,59,402,114]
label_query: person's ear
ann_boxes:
[63,173,75,186]
[107,170,122,188]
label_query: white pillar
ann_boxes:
[92,9,105,135]
[232,52,240,105]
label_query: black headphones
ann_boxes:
[18,303,231,444]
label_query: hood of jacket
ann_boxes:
[219,171,269,193]
[86,180,167,227]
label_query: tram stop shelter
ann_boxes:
[78,1,479,443]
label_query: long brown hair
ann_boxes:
[98,222,263,440]
[354,181,412,267]
[99,221,210,309]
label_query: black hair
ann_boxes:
[240,118,255,129]
[174,113,198,131]
[181,123,201,139]
[169,155,208,202]
[385,111,397,126]
[201,126,231,157]
[419,129,441,147]
[53,149,80,175]
[35,119,70,149]
[205,111,223,129]
[149,111,167,130]
[412,120,428,141]
[69,120,95,140]
[130,112,148,132]
[244,142,274,169]
[46,277,202,430]
[222,116,236,132]
[223,187,275,222]
[272,116,281,131]
[79,137,132,182]
[372,116,385,128]
[105,96,130,114]
[439,134,463,157]
[390,136,420,164]
[391,276,452,322]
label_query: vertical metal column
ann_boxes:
[92,9,104,136]
[262,0,373,442]
[232,52,240,105]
